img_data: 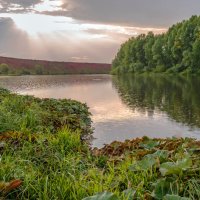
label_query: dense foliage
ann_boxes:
[112,16,200,74]
[0,88,92,137]
[1,89,200,199]
[1,130,200,199]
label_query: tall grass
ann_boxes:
[1,88,200,199]
[2,129,200,199]
[0,88,92,135]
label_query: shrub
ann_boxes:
[0,63,9,74]
[35,64,44,75]
[154,65,167,73]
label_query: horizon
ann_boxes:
[0,55,112,64]
[0,0,200,63]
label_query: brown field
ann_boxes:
[0,56,111,75]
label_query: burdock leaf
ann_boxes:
[139,140,160,150]
[130,155,157,171]
[152,150,169,161]
[160,157,192,176]
[160,162,179,176]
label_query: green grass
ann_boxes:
[1,89,200,200]
[0,88,92,137]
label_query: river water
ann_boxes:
[1,74,200,147]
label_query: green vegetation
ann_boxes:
[0,58,111,75]
[0,63,43,76]
[0,64,51,76]
[112,15,200,74]
[0,88,92,137]
[0,64,9,75]
[35,64,44,75]
[1,89,200,199]
[0,63,110,75]
[112,74,200,129]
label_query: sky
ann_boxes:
[0,0,200,63]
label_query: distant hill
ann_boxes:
[0,56,111,75]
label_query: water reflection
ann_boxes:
[0,74,200,147]
[113,74,200,129]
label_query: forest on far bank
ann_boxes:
[112,15,200,74]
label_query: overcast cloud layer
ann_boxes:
[61,0,200,27]
[0,0,200,63]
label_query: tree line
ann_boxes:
[112,15,200,74]
[0,63,45,75]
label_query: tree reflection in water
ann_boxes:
[113,74,200,129]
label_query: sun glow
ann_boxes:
[33,0,63,12]
[0,11,166,38]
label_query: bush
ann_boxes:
[133,62,144,72]
[0,88,92,136]
[20,69,31,75]
[0,63,9,74]
[35,64,44,75]
[154,65,167,73]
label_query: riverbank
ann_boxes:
[1,89,200,199]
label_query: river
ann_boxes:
[1,74,200,147]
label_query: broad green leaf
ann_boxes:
[160,157,192,176]
[160,162,180,176]
[139,140,160,149]
[152,150,169,161]
[163,194,190,200]
[142,150,169,164]
[82,192,118,200]
[129,156,157,171]
[122,189,136,200]
[176,157,192,170]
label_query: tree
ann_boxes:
[191,38,200,71]
[111,15,200,74]
[0,63,9,74]
[144,32,155,70]
[35,64,44,75]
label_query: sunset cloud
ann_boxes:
[0,0,200,62]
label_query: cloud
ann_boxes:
[0,12,166,63]
[28,31,120,63]
[2,0,200,28]
[0,17,120,63]
[0,17,31,57]
[85,25,166,40]
[58,0,200,27]
[1,1,200,63]
[0,0,43,13]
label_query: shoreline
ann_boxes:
[0,89,199,199]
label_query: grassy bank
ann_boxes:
[0,88,92,137]
[1,89,200,199]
